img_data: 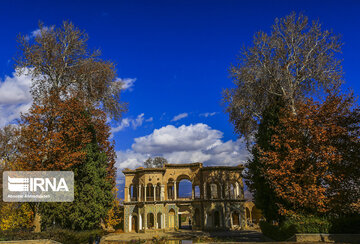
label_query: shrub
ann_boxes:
[260,215,331,241]
[259,221,295,241]
[0,229,106,244]
[330,215,360,234]
[282,215,331,234]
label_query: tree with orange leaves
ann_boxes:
[260,94,360,217]
[18,94,115,176]
[17,95,117,230]
[2,21,125,231]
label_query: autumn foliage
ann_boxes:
[259,94,360,216]
[17,94,115,181]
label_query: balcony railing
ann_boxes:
[146,196,154,201]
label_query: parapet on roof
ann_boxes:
[122,162,244,174]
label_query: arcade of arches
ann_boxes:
[123,163,258,233]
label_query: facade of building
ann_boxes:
[122,163,246,232]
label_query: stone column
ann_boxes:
[129,215,132,232]
[144,211,148,230]
[235,182,239,198]
[161,185,165,201]
[153,185,156,201]
[163,213,166,229]
[138,185,142,202]
[144,185,147,202]
[139,213,142,230]
[174,182,177,200]
[192,186,195,199]
[125,187,129,202]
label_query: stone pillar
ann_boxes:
[129,215,132,232]
[153,185,156,201]
[235,182,240,198]
[138,185,142,202]
[161,185,165,201]
[144,212,147,229]
[174,182,177,200]
[144,185,147,201]
[125,187,129,202]
[154,213,157,229]
[139,213,142,230]
[192,186,195,199]
[163,213,166,229]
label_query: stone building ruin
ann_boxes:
[123,162,246,232]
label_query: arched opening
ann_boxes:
[209,182,220,199]
[168,209,175,228]
[178,205,191,229]
[194,185,200,198]
[131,215,138,232]
[147,212,154,229]
[167,179,174,200]
[232,212,240,226]
[178,180,192,199]
[214,210,220,227]
[176,175,192,199]
[193,208,201,227]
[251,206,262,224]
[157,212,162,229]
[130,184,137,201]
[246,207,251,225]
[156,183,161,201]
[146,183,154,201]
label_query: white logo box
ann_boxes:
[3,171,74,202]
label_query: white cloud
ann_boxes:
[0,70,33,127]
[116,77,136,91]
[115,123,249,175]
[111,113,153,137]
[200,112,217,117]
[26,26,54,40]
[171,112,188,122]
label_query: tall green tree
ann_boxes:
[40,144,114,230]
[245,98,285,222]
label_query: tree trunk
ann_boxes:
[33,212,41,233]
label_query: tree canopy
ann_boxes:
[16,21,127,121]
[144,156,168,168]
[224,13,343,141]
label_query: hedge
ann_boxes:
[260,214,360,241]
[0,228,105,244]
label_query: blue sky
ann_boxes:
[1,0,360,197]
